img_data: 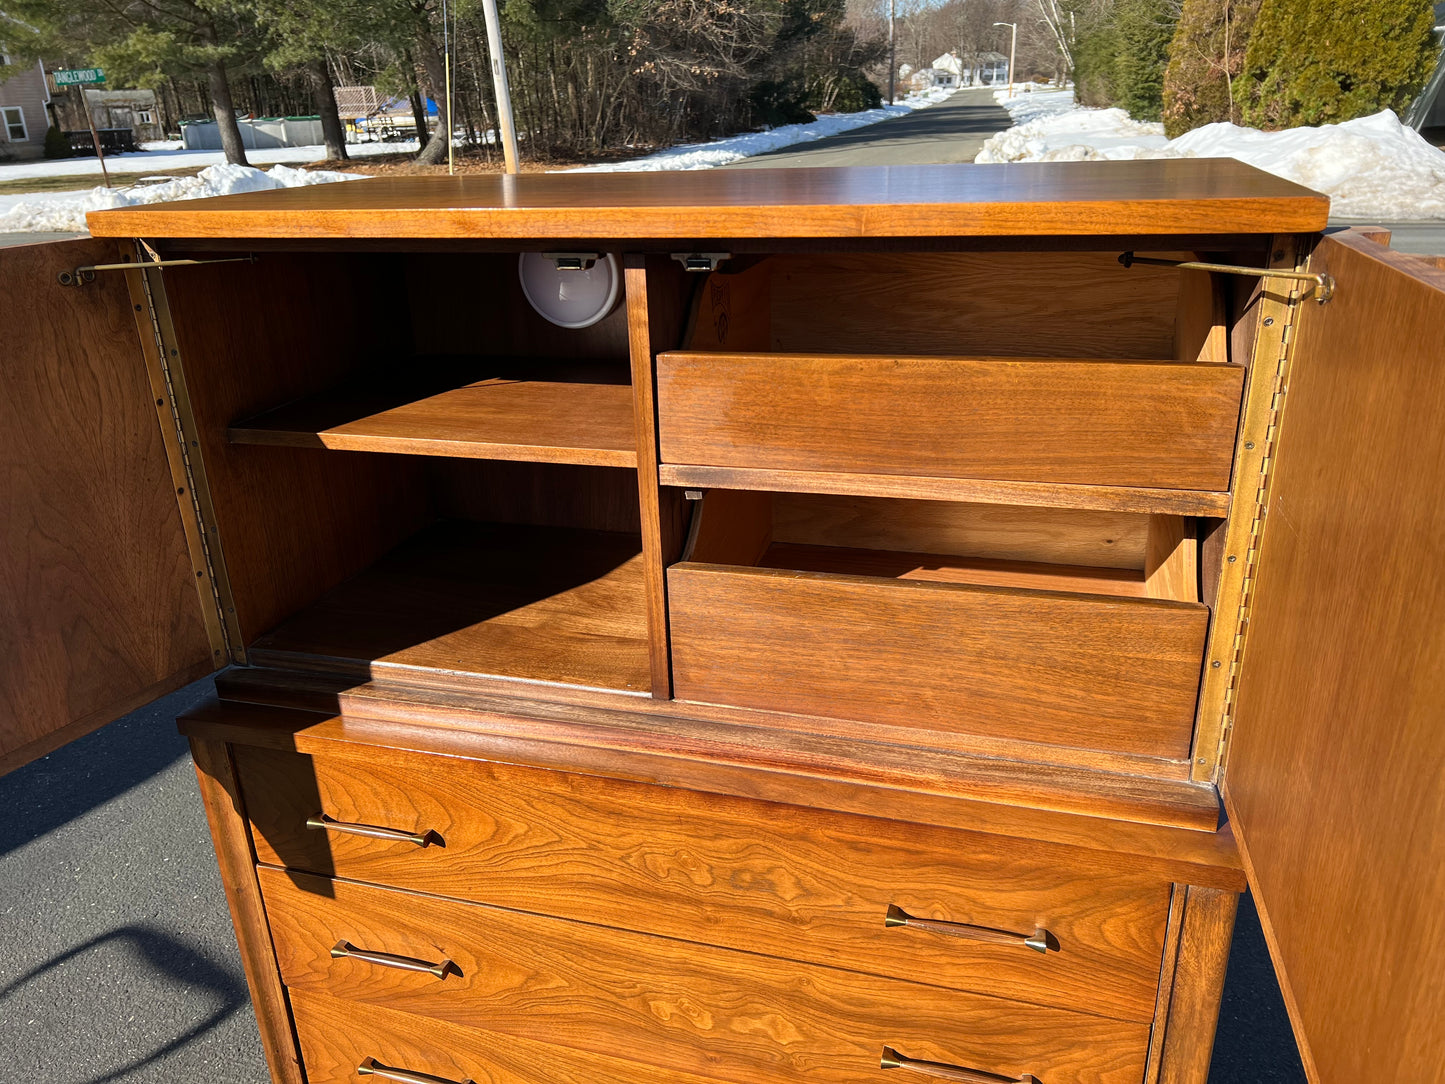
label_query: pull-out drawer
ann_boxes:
[668,561,1209,760]
[263,869,1152,1084]
[656,352,1244,491]
[236,746,1171,1021]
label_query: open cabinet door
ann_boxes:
[0,238,220,775]
[1224,230,1445,1081]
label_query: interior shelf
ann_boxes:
[757,542,1149,598]
[248,520,651,693]
[228,358,637,468]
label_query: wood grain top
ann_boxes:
[86,160,1328,240]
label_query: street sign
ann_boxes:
[54,68,105,86]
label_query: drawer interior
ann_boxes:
[669,490,1212,763]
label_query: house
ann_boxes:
[0,55,51,160]
[919,50,1010,90]
[82,89,162,142]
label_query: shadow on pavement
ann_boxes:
[0,925,249,1084]
[0,681,213,859]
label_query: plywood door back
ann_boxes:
[1224,232,1445,1082]
[0,239,214,774]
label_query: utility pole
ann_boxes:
[479,0,520,173]
[993,21,1017,98]
[888,0,896,105]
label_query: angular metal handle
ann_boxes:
[331,940,456,979]
[880,1047,1039,1084]
[306,813,439,848]
[358,1057,476,1084]
[885,905,1057,954]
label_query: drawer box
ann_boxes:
[262,869,1152,1084]
[236,746,1171,1020]
[668,561,1209,760]
[656,352,1245,491]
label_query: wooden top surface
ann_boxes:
[87,159,1328,240]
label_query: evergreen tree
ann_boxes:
[1113,0,1177,121]
[1,0,263,166]
[1235,0,1439,128]
[1162,0,1261,137]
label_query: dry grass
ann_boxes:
[0,165,207,195]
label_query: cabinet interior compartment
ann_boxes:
[681,250,1232,364]
[160,249,648,695]
[667,490,1209,767]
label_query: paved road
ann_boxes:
[725,87,1012,169]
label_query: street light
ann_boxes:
[994,21,1017,98]
[888,0,897,106]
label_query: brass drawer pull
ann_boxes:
[307,813,440,848]
[880,1047,1039,1083]
[358,1056,475,1084]
[331,940,457,979]
[885,905,1057,954]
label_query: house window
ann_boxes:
[137,110,154,125]
[3,106,27,142]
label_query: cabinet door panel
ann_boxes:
[0,239,215,774]
[1226,231,1445,1082]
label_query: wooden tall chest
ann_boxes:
[3,161,1442,1084]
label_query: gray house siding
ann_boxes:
[0,60,50,159]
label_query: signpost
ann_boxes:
[53,68,110,188]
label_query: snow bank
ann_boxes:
[566,87,955,172]
[0,163,363,234]
[978,92,1445,220]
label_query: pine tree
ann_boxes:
[1162,0,1262,137]
[1113,0,1177,121]
[1235,0,1439,128]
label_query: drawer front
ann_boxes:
[264,869,1151,1084]
[237,745,1170,1021]
[669,562,1208,760]
[656,352,1244,491]
[293,989,749,1084]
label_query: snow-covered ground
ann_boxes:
[978,87,1445,220]
[0,138,412,181]
[566,86,955,172]
[0,163,363,233]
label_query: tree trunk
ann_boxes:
[306,58,348,161]
[403,49,429,149]
[412,29,452,166]
[206,59,250,166]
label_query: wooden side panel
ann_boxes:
[1225,233,1445,1082]
[626,255,692,698]
[261,868,1152,1084]
[657,353,1245,491]
[190,738,304,1084]
[769,251,1183,359]
[0,239,214,774]
[669,563,1209,759]
[236,744,1173,1020]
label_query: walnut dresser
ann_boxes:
[4,161,1443,1084]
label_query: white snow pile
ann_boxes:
[567,86,955,172]
[978,89,1445,220]
[0,163,363,233]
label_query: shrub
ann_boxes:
[1163,0,1262,137]
[1114,0,1178,121]
[1235,0,1439,128]
[44,124,73,158]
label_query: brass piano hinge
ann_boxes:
[129,243,244,664]
[1213,259,1309,777]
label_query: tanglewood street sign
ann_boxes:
[54,68,106,86]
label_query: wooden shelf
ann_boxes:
[248,520,650,694]
[759,542,1148,599]
[229,359,637,468]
